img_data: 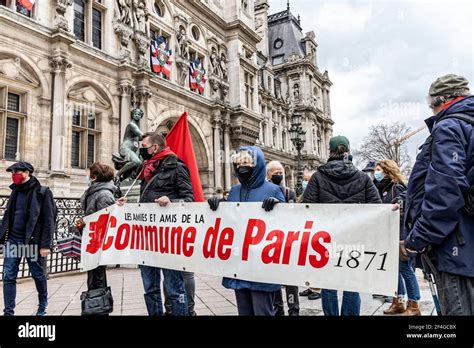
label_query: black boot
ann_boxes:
[34,278,48,316]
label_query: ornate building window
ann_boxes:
[154,0,165,17]
[16,0,31,17]
[191,25,200,41]
[273,38,283,49]
[244,72,254,110]
[0,88,26,161]
[74,0,105,50]
[272,55,283,65]
[92,7,102,49]
[71,109,100,168]
[74,0,85,42]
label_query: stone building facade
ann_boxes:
[0,0,332,197]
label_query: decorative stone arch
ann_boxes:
[0,49,50,100]
[149,111,212,174]
[65,77,119,167]
[65,76,119,120]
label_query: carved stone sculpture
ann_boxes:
[112,107,144,182]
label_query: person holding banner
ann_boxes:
[77,162,118,315]
[403,74,474,315]
[373,160,421,316]
[208,146,285,316]
[118,131,193,316]
[303,135,382,316]
[266,160,300,316]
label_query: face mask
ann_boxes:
[237,166,253,183]
[271,174,283,185]
[302,180,308,191]
[139,146,154,160]
[374,170,384,182]
[11,173,24,185]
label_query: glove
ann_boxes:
[208,196,221,211]
[262,197,279,212]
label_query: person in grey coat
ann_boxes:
[77,162,117,297]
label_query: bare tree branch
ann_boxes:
[354,122,412,168]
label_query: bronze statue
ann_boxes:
[112,107,144,183]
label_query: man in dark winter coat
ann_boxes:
[303,136,381,316]
[117,131,194,316]
[0,162,55,316]
[403,74,474,315]
[266,160,299,316]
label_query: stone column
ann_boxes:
[49,53,71,174]
[135,87,151,131]
[223,112,232,192]
[324,123,331,158]
[118,82,134,142]
[212,110,222,193]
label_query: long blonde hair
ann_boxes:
[376,159,406,185]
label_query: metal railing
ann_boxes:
[0,196,83,280]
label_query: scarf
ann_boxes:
[139,146,176,182]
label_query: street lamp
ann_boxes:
[290,112,306,197]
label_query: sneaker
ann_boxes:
[36,306,47,316]
[299,289,313,296]
[308,292,321,300]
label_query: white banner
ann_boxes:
[81,203,399,296]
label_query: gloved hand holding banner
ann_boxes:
[81,202,399,296]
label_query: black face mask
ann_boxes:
[139,146,153,160]
[271,174,283,185]
[237,166,253,183]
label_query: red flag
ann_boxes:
[19,0,35,10]
[165,112,205,202]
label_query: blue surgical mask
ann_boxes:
[302,180,308,191]
[374,170,384,182]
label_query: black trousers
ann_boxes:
[87,266,107,290]
[273,285,300,316]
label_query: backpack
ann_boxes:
[432,113,474,218]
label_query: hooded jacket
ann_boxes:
[223,146,285,292]
[404,96,474,277]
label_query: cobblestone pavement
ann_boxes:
[0,267,435,316]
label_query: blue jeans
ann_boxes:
[437,271,474,315]
[139,265,188,316]
[3,242,48,316]
[397,260,421,301]
[234,289,275,316]
[321,289,361,316]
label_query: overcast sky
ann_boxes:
[268,0,474,162]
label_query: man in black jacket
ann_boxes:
[303,136,381,316]
[0,162,55,316]
[118,132,194,316]
[266,160,299,316]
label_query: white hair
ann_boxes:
[266,160,284,176]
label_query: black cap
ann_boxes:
[6,161,34,173]
[362,161,376,172]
